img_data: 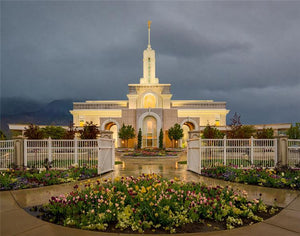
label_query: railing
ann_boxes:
[288,139,300,167]
[73,103,127,109]
[0,140,15,170]
[24,138,115,174]
[187,137,277,174]
[171,102,226,109]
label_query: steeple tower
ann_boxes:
[140,21,159,84]
[148,20,151,48]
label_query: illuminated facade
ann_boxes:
[70,22,230,147]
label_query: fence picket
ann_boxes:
[287,139,300,167]
[187,137,278,174]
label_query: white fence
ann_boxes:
[0,140,15,170]
[24,138,115,174]
[288,139,300,167]
[187,137,277,174]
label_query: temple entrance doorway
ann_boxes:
[104,122,118,147]
[142,116,157,147]
[182,122,195,148]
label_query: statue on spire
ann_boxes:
[147,21,152,48]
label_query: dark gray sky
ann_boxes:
[1,1,300,124]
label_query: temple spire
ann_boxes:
[148,20,151,48]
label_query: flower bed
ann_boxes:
[123,148,178,157]
[201,166,300,190]
[0,166,98,190]
[35,174,279,233]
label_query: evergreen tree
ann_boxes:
[159,128,164,149]
[137,128,142,149]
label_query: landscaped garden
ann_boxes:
[122,148,179,157]
[31,173,280,234]
[201,165,300,190]
[0,165,98,190]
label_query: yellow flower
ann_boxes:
[281,178,287,184]
[155,213,158,217]
[135,185,139,191]
[140,186,146,193]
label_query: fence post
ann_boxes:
[223,135,227,166]
[48,137,52,162]
[274,138,278,166]
[97,138,101,175]
[199,137,202,174]
[24,139,27,167]
[187,140,189,170]
[74,137,78,165]
[112,140,115,170]
[14,139,24,168]
[276,135,288,166]
[250,136,254,165]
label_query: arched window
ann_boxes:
[142,116,157,147]
[143,93,156,108]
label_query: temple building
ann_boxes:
[70,21,230,148]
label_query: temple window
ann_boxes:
[143,93,156,108]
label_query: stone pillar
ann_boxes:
[275,135,288,166]
[99,130,113,139]
[14,139,24,168]
[188,130,201,140]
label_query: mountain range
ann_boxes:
[0,97,73,136]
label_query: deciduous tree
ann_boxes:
[256,128,274,139]
[0,130,6,140]
[80,122,99,139]
[168,123,183,148]
[24,124,44,139]
[42,126,66,139]
[287,123,300,139]
[202,124,225,139]
[118,124,135,147]
[63,122,77,139]
[228,113,255,138]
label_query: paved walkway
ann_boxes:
[1,154,300,235]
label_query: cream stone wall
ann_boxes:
[162,109,178,130]
[70,110,122,126]
[177,109,229,126]
[178,117,200,129]
[127,84,172,109]
[120,109,136,128]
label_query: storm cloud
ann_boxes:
[1,1,300,124]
